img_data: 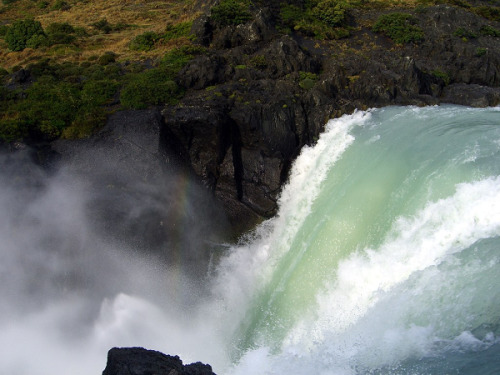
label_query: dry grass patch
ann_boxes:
[1,0,199,69]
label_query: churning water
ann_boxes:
[1,105,500,374]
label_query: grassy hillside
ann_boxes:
[0,0,205,69]
[1,0,470,70]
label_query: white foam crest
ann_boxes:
[209,111,370,345]
[285,175,500,348]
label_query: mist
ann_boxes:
[0,147,232,374]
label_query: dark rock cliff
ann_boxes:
[159,3,500,234]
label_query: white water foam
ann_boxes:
[289,175,500,343]
[225,176,500,374]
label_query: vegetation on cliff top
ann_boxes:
[0,45,201,142]
[1,0,499,142]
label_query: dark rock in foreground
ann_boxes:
[102,347,215,375]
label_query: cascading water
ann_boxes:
[210,105,500,374]
[1,105,499,374]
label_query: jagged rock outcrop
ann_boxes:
[102,347,215,375]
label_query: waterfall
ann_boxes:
[1,105,499,374]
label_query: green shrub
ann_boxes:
[474,6,500,21]
[480,24,500,36]
[45,23,76,45]
[47,32,75,45]
[211,0,252,26]
[27,58,57,78]
[0,118,26,142]
[124,62,147,74]
[373,13,424,44]
[431,69,450,85]
[58,61,84,78]
[26,33,50,48]
[159,45,204,76]
[37,0,49,9]
[112,22,130,32]
[52,0,70,10]
[0,24,8,36]
[62,79,118,138]
[89,19,128,34]
[279,1,350,39]
[74,26,88,37]
[120,69,182,109]
[97,52,116,65]
[46,22,75,34]
[453,27,477,38]
[299,71,318,81]
[164,21,192,40]
[250,55,267,69]
[2,0,19,5]
[84,64,109,80]
[0,85,17,106]
[279,3,303,32]
[475,47,487,56]
[130,31,160,51]
[61,108,106,139]
[0,67,8,79]
[447,0,471,8]
[298,71,318,89]
[91,18,112,34]
[80,79,118,106]
[5,19,45,51]
[312,0,351,27]
[295,19,349,39]
[0,58,122,141]
[19,79,81,139]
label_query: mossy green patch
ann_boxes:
[211,0,252,27]
[372,13,424,44]
[279,0,351,39]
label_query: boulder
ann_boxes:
[102,347,215,375]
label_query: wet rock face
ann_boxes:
[162,96,300,233]
[102,347,215,375]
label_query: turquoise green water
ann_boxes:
[218,105,500,374]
